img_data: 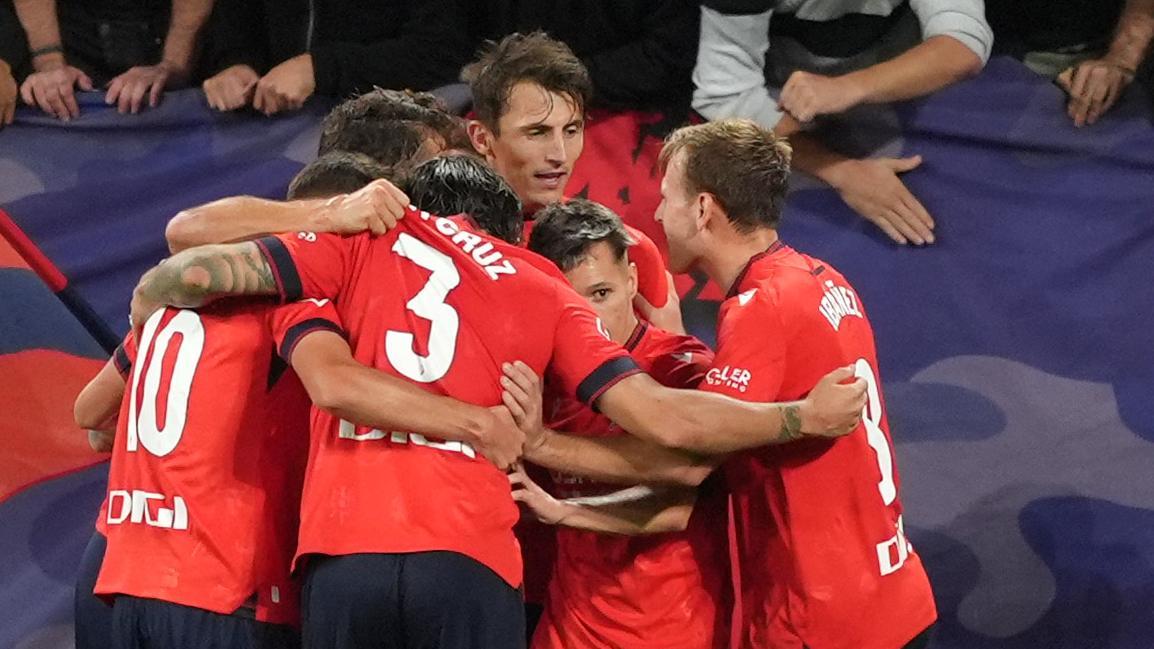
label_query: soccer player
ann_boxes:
[125,202,867,647]
[71,158,526,649]
[464,31,675,322]
[513,198,728,649]
[506,119,937,649]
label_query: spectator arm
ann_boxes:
[580,0,700,108]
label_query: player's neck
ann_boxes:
[613,311,640,346]
[701,229,780,294]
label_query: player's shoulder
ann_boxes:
[735,246,844,311]
[639,323,712,359]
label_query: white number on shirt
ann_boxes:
[854,357,896,505]
[386,233,461,383]
[126,310,205,457]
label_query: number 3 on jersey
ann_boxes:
[127,310,205,457]
[854,358,896,505]
[386,233,461,383]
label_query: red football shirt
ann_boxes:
[700,242,936,649]
[93,337,136,538]
[256,208,641,588]
[95,300,342,625]
[533,321,729,649]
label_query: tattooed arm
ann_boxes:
[130,241,276,328]
[502,361,867,460]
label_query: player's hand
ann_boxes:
[1057,59,1135,127]
[830,157,935,246]
[780,71,865,123]
[475,406,525,471]
[203,64,259,111]
[87,429,115,453]
[20,63,94,121]
[634,271,685,335]
[0,60,17,128]
[129,266,165,335]
[501,361,547,452]
[798,365,867,439]
[105,63,178,114]
[509,464,567,525]
[320,179,410,235]
[253,53,315,116]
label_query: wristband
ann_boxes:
[30,44,64,59]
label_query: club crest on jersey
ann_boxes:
[705,365,752,392]
[297,231,317,242]
[818,280,863,331]
[596,318,612,341]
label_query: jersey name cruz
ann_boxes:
[420,210,518,281]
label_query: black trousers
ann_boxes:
[302,551,526,649]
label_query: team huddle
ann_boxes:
[73,33,936,649]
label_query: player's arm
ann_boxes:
[74,356,128,452]
[510,360,864,456]
[165,179,409,253]
[510,466,695,535]
[289,330,524,469]
[130,241,277,329]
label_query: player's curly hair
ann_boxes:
[465,31,592,132]
[659,119,792,233]
[405,154,524,245]
[528,199,634,272]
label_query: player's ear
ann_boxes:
[626,260,638,300]
[467,120,495,160]
[697,192,719,232]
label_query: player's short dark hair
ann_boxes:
[287,152,394,200]
[465,31,593,132]
[659,118,792,233]
[405,154,524,245]
[528,199,634,272]
[318,89,467,168]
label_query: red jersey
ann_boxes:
[256,208,641,588]
[95,300,342,625]
[701,242,936,649]
[523,219,669,308]
[533,321,729,649]
[93,338,136,538]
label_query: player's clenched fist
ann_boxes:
[475,406,526,470]
[320,178,410,235]
[798,365,867,438]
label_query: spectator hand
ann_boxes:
[830,156,935,245]
[509,465,567,525]
[0,61,15,127]
[105,63,179,114]
[1057,60,1134,127]
[798,365,867,440]
[319,179,410,235]
[253,54,315,116]
[203,64,259,111]
[780,71,864,122]
[20,64,94,121]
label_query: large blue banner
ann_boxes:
[0,57,1151,648]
